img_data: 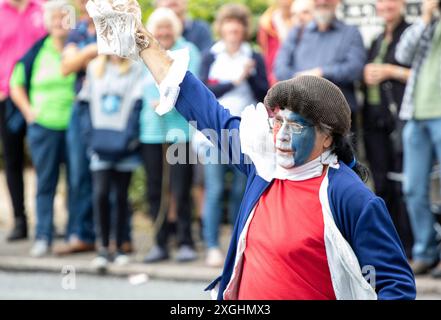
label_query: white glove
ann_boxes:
[86,0,142,60]
[239,103,276,181]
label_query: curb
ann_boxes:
[0,256,220,282]
[415,276,441,296]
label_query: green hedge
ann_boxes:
[139,0,270,37]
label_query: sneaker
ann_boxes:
[114,252,130,266]
[205,247,224,267]
[176,245,198,263]
[92,249,110,273]
[30,239,50,257]
[143,245,169,263]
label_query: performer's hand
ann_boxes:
[135,23,173,84]
[135,22,152,54]
[135,23,173,86]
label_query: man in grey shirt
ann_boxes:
[274,0,366,136]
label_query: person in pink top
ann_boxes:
[0,0,46,241]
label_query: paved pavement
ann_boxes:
[1,169,441,299]
[0,169,225,283]
[0,271,209,300]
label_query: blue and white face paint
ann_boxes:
[273,109,316,169]
[239,103,339,181]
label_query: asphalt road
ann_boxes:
[0,271,210,300]
[1,271,440,300]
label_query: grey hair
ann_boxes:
[316,121,333,136]
[43,0,71,30]
[146,7,183,39]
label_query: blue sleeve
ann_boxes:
[247,52,269,102]
[175,72,251,175]
[274,27,299,81]
[351,197,416,300]
[321,27,367,85]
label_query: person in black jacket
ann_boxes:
[362,0,412,258]
[198,3,269,267]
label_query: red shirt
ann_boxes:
[238,171,336,300]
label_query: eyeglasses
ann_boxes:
[267,117,312,135]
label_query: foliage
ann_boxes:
[138,0,271,38]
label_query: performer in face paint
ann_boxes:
[132,21,416,300]
[86,5,416,299]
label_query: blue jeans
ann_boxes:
[402,119,441,263]
[66,107,95,244]
[27,124,68,244]
[202,163,247,248]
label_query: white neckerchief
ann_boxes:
[239,103,340,182]
[273,149,339,181]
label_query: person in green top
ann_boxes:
[9,0,76,257]
[362,0,412,260]
[395,0,441,278]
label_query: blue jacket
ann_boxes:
[174,72,416,300]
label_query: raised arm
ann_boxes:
[136,26,252,175]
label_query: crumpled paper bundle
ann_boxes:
[86,0,142,60]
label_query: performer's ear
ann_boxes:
[323,135,333,149]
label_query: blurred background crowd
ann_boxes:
[1,0,441,278]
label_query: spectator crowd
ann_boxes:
[0,0,441,279]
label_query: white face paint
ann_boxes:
[275,109,296,169]
[273,109,317,169]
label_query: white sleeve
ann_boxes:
[155,48,190,116]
